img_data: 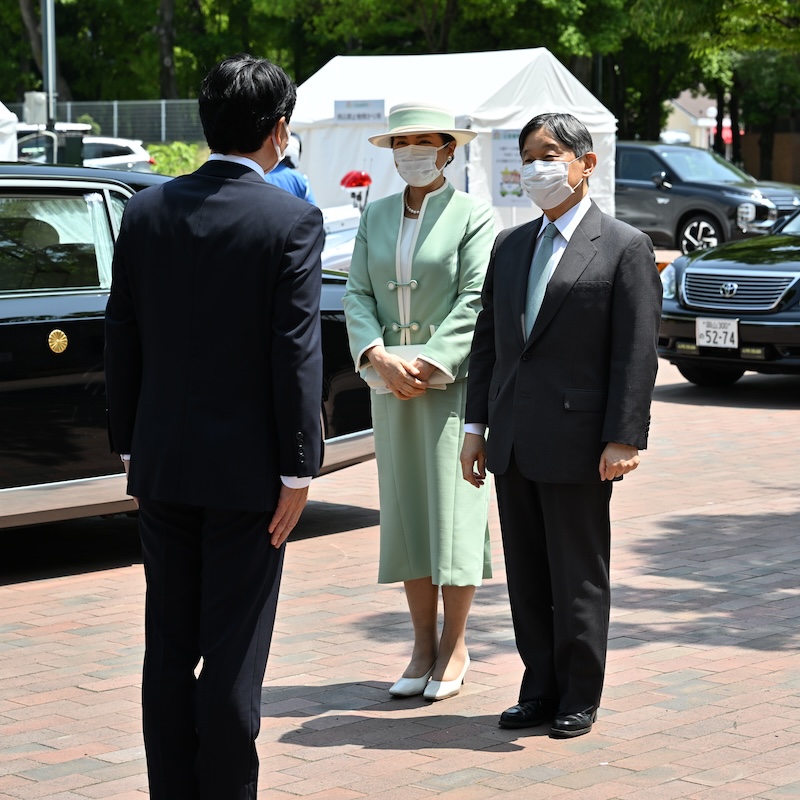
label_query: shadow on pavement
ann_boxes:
[654,372,800,409]
[293,500,380,539]
[264,690,530,751]
[611,506,800,651]
[0,513,142,585]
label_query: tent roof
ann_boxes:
[293,48,615,132]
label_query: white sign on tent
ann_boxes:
[491,129,527,208]
[334,100,385,124]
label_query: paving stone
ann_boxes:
[2,363,800,798]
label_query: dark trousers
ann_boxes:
[494,453,613,714]
[138,498,284,800]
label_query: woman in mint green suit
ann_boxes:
[343,103,494,702]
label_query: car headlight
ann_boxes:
[660,263,676,299]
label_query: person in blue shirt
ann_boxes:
[264,133,316,204]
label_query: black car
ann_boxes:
[658,209,800,385]
[615,141,800,254]
[0,163,372,528]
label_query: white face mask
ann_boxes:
[520,157,583,209]
[394,144,448,187]
[266,122,289,174]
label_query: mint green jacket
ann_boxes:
[342,182,495,382]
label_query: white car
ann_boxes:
[17,125,155,173]
[82,137,155,172]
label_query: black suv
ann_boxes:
[658,209,800,386]
[615,141,800,254]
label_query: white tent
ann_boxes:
[0,101,18,161]
[291,48,617,227]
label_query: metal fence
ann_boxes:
[7,100,205,144]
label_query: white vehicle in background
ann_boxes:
[82,137,155,172]
[16,124,155,172]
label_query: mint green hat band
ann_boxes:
[368,102,477,148]
[388,106,455,132]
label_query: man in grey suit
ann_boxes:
[105,55,324,797]
[461,113,662,738]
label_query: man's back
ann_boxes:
[105,159,325,511]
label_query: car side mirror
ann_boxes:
[651,171,672,190]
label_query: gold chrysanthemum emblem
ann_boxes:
[48,329,68,354]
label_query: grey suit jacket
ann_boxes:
[465,201,662,484]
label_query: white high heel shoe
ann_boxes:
[423,654,470,701]
[389,665,435,697]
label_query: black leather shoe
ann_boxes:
[498,699,557,729]
[549,708,597,738]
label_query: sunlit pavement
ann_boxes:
[1,361,799,799]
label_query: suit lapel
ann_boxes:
[526,203,602,347]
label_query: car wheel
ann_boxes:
[678,215,722,254]
[676,362,745,386]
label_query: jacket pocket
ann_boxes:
[572,281,612,293]
[563,388,604,412]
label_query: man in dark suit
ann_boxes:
[105,55,324,798]
[461,113,662,738]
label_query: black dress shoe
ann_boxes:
[498,699,557,729]
[549,708,598,738]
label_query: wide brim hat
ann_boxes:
[368,102,477,148]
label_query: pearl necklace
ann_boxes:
[404,188,421,216]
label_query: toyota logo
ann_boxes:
[719,282,738,298]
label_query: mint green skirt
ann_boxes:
[371,380,492,585]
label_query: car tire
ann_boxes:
[678,214,723,254]
[676,362,745,386]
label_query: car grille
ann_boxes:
[682,269,800,311]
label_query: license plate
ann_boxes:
[696,317,739,348]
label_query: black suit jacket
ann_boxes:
[466,201,662,484]
[105,160,324,511]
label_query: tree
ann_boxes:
[158,0,178,99]
[17,0,74,101]
[736,50,800,178]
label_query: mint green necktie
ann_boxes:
[524,223,558,337]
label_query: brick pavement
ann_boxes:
[1,361,800,799]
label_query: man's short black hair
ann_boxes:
[518,113,593,158]
[199,54,297,154]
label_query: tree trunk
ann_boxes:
[758,124,775,180]
[642,61,664,140]
[157,0,179,99]
[730,76,743,166]
[568,56,592,90]
[19,0,73,104]
[712,82,726,155]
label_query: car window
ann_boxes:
[657,148,753,183]
[85,143,134,159]
[17,133,54,163]
[0,192,115,292]
[617,150,664,181]
[781,213,800,236]
[109,193,127,233]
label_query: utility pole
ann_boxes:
[41,0,56,126]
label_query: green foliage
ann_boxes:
[55,0,162,99]
[0,0,40,101]
[737,50,800,126]
[148,141,208,176]
[77,113,100,134]
[630,0,800,55]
